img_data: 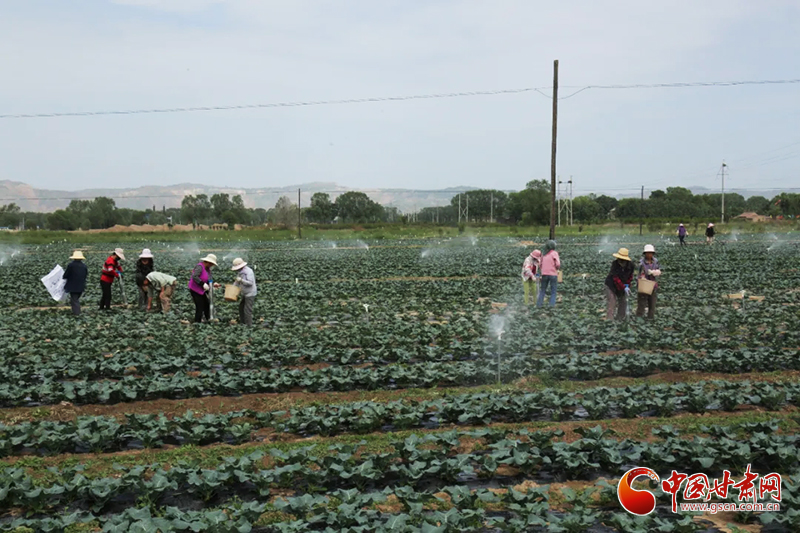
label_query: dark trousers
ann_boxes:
[137,285,148,310]
[605,286,627,320]
[679,235,686,246]
[70,292,82,316]
[99,281,113,310]
[191,290,210,323]
[636,289,658,319]
[239,296,255,325]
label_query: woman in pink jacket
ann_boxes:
[537,240,561,308]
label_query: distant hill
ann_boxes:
[1,180,784,214]
[0,181,481,214]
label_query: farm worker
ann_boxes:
[63,250,88,316]
[143,271,177,313]
[521,250,542,305]
[604,248,634,321]
[677,223,687,246]
[231,258,257,325]
[99,248,125,311]
[188,253,220,323]
[536,240,561,308]
[636,244,662,319]
[135,248,155,311]
[706,223,716,245]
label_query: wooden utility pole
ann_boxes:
[639,186,644,236]
[721,161,727,223]
[549,60,559,240]
[298,188,302,239]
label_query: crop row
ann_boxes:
[2,422,796,516]
[3,346,800,407]
[9,477,795,533]
[2,380,798,456]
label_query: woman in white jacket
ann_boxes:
[232,258,257,326]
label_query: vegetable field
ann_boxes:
[0,234,799,532]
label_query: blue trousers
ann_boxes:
[537,275,558,307]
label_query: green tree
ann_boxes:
[306,192,336,223]
[507,180,551,225]
[268,196,298,226]
[448,190,508,222]
[744,195,769,214]
[334,192,384,223]
[0,203,22,228]
[593,195,618,218]
[47,210,80,230]
[572,196,603,223]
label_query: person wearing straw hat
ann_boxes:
[231,258,257,325]
[63,250,88,316]
[636,244,662,319]
[143,271,177,313]
[99,248,125,310]
[188,253,220,323]
[604,248,634,321]
[521,249,542,305]
[677,223,687,246]
[135,248,155,311]
[537,240,561,308]
[705,223,716,245]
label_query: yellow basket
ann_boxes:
[224,284,241,302]
[638,278,656,295]
[557,271,563,283]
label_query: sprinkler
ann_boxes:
[495,329,504,384]
[363,304,370,324]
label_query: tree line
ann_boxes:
[0,186,797,231]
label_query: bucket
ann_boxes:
[638,278,656,295]
[557,271,563,283]
[224,284,241,302]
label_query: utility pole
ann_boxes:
[639,186,644,236]
[458,194,461,224]
[557,178,561,227]
[490,192,494,223]
[549,59,559,240]
[297,188,302,239]
[569,177,574,226]
[720,161,727,223]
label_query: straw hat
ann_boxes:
[114,248,126,261]
[139,248,154,259]
[70,250,86,260]
[201,253,218,266]
[643,244,656,254]
[612,248,632,261]
[231,258,247,271]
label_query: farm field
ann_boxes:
[0,234,799,532]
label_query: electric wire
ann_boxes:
[1,78,798,119]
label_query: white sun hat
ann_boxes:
[231,258,247,271]
[643,244,656,253]
[114,248,126,261]
[200,253,218,266]
[139,248,154,259]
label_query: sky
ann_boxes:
[0,0,799,199]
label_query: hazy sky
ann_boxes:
[1,0,798,198]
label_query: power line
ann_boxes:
[0,87,550,120]
[2,78,799,120]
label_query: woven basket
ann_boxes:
[224,284,241,302]
[638,278,656,295]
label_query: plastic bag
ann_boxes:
[42,264,68,302]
